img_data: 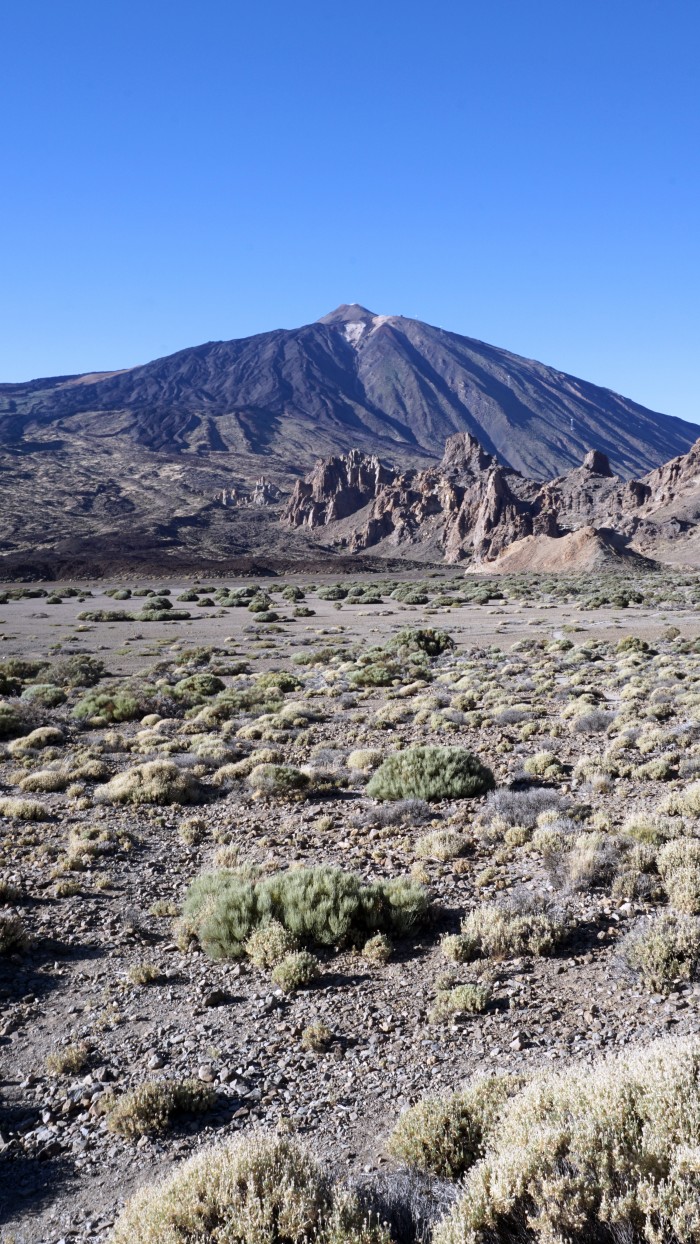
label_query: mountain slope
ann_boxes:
[1,304,696,480]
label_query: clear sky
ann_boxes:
[1,0,698,423]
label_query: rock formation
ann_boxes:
[284,432,700,567]
[285,449,395,528]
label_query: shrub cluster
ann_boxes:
[183,865,428,959]
[367,747,494,803]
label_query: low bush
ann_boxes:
[367,747,494,803]
[0,702,33,740]
[247,763,310,797]
[347,748,383,772]
[271,950,320,992]
[110,1133,387,1244]
[434,1038,700,1244]
[429,982,491,1022]
[623,911,700,992]
[458,893,568,960]
[388,1075,522,1177]
[0,797,51,821]
[183,865,428,959]
[9,725,64,753]
[415,830,467,861]
[0,912,28,953]
[362,932,393,964]
[172,673,225,704]
[657,837,700,913]
[245,918,297,968]
[20,683,66,707]
[483,787,562,827]
[106,1079,215,1138]
[94,761,210,806]
[73,688,148,723]
[50,654,106,687]
[386,628,454,658]
[46,1041,90,1076]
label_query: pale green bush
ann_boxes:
[434,1038,700,1244]
[367,747,494,802]
[271,950,320,992]
[0,797,51,821]
[458,895,567,959]
[94,761,210,806]
[429,982,491,1022]
[183,866,428,960]
[110,1133,387,1244]
[106,1079,215,1138]
[415,830,467,861]
[623,912,700,992]
[388,1074,522,1177]
[247,764,309,798]
[245,919,297,968]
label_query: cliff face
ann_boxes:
[284,432,700,565]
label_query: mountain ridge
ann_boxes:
[1,304,696,479]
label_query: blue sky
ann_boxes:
[1,0,698,423]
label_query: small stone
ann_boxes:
[198,1064,216,1083]
[203,989,228,1008]
[148,1053,165,1070]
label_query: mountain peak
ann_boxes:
[316,303,377,325]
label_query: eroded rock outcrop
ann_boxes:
[284,433,700,566]
[284,449,395,528]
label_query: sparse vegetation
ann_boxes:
[106,1078,215,1137]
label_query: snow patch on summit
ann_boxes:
[344,321,367,347]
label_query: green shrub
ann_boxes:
[0,702,31,740]
[77,609,133,622]
[245,918,297,967]
[347,748,383,772]
[50,654,106,687]
[362,932,393,963]
[388,1074,522,1177]
[184,865,428,960]
[367,747,494,802]
[73,688,145,722]
[172,673,225,703]
[415,829,467,860]
[459,896,568,959]
[20,683,66,707]
[271,950,320,992]
[658,838,700,913]
[429,982,491,1022]
[434,1038,700,1244]
[0,912,28,953]
[387,627,454,658]
[247,764,309,797]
